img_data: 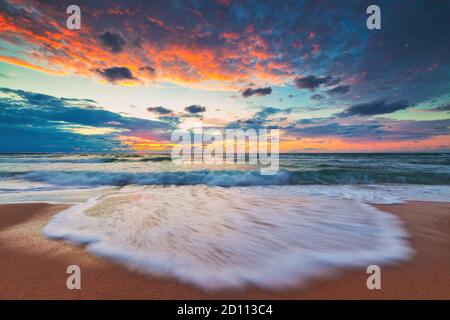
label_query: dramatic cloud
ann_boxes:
[242,87,272,98]
[95,67,135,82]
[147,106,173,115]
[0,88,171,152]
[294,75,336,90]
[254,107,290,119]
[1,0,449,152]
[285,117,450,143]
[1,0,449,102]
[139,66,156,74]
[98,31,126,53]
[338,100,411,117]
[229,107,291,128]
[289,122,383,138]
[327,85,351,95]
[185,105,206,114]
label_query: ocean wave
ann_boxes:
[42,186,412,289]
[3,169,450,187]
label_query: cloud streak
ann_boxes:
[294,75,337,90]
[338,100,411,117]
[242,87,272,97]
[185,105,206,114]
[147,106,173,115]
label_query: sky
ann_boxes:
[0,0,449,153]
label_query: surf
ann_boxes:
[42,185,413,289]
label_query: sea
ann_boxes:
[0,153,449,289]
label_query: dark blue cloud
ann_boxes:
[291,122,382,138]
[3,0,449,110]
[185,105,206,113]
[285,118,450,141]
[254,107,290,119]
[228,107,291,129]
[98,31,126,53]
[294,75,334,90]
[2,0,450,150]
[338,99,411,117]
[95,67,135,82]
[242,87,272,97]
[0,87,171,153]
[147,106,173,114]
[327,85,351,95]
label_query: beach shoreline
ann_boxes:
[0,201,449,299]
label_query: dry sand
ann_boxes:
[0,201,449,299]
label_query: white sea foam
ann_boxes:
[2,182,448,205]
[43,185,414,289]
[282,184,450,204]
[0,186,116,204]
[0,179,52,191]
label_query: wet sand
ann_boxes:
[0,201,449,299]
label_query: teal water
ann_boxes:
[0,153,449,187]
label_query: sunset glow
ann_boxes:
[0,0,449,153]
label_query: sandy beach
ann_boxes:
[0,201,449,300]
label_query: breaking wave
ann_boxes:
[4,169,450,187]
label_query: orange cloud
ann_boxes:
[0,55,66,75]
[222,32,240,40]
[0,6,294,89]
